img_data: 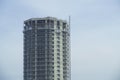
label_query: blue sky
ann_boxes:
[0,0,120,80]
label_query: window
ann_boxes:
[37,20,45,23]
[57,66,60,68]
[63,47,66,49]
[51,46,54,48]
[57,61,60,64]
[52,42,54,44]
[57,27,60,29]
[52,37,54,40]
[57,74,60,76]
[57,45,60,48]
[52,58,54,60]
[51,30,54,32]
[57,57,60,60]
[52,33,54,36]
[37,20,45,27]
[56,33,60,36]
[52,67,54,69]
[57,21,60,26]
[57,41,60,44]
[52,50,54,52]
[57,70,60,72]
[57,53,60,56]
[57,37,60,39]
[63,23,66,29]
[57,49,60,52]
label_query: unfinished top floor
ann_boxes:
[24,17,68,27]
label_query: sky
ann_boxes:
[0,0,120,80]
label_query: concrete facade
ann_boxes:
[23,17,70,80]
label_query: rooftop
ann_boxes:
[24,17,67,23]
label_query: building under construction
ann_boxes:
[23,17,71,80]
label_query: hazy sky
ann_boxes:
[1,0,120,80]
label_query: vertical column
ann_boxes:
[35,20,37,80]
[45,20,48,80]
[68,18,71,80]
[60,21,63,80]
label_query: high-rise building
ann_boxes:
[23,17,70,80]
